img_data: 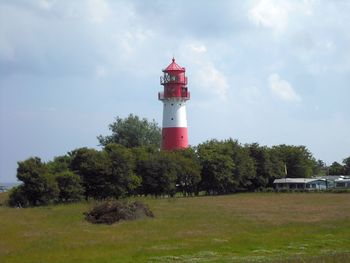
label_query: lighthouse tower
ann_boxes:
[158,58,190,150]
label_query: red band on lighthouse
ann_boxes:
[158,58,190,151]
[162,127,188,150]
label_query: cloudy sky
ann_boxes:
[1,0,349,182]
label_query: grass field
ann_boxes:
[1,192,350,262]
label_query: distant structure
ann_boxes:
[273,178,327,190]
[158,58,190,150]
[273,175,350,190]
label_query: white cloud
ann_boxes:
[182,41,229,101]
[268,73,301,102]
[88,0,111,24]
[194,63,230,100]
[248,0,290,31]
[248,0,315,32]
[37,0,56,10]
[188,43,207,54]
[116,28,154,54]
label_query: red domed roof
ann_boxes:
[163,58,185,72]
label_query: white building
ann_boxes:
[334,178,350,188]
[273,178,327,190]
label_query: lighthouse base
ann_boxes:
[162,127,188,150]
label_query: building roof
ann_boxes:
[273,178,325,184]
[163,58,185,72]
[335,178,350,182]
[314,175,350,180]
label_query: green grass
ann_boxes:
[0,192,350,262]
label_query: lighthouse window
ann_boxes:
[171,118,174,120]
[171,103,173,106]
[181,136,183,139]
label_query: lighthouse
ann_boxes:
[158,58,190,150]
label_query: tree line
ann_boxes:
[8,114,350,207]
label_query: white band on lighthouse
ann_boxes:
[162,99,188,128]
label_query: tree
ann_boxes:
[10,157,59,206]
[227,140,256,191]
[139,151,177,197]
[70,145,141,200]
[197,140,236,194]
[56,171,84,202]
[70,148,110,200]
[343,157,350,175]
[172,148,201,196]
[97,114,161,148]
[104,143,141,198]
[313,159,327,176]
[271,145,316,178]
[247,143,271,189]
[47,155,72,174]
[267,148,286,185]
[8,185,29,207]
[329,161,345,175]
[132,146,159,195]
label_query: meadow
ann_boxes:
[0,192,349,262]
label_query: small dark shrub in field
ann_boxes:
[85,201,154,224]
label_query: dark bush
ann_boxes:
[8,185,29,207]
[85,201,154,224]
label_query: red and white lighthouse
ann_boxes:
[158,58,190,150]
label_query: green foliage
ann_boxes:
[104,143,140,198]
[247,143,272,188]
[197,140,236,194]
[10,157,59,206]
[70,145,141,200]
[313,159,327,176]
[8,185,29,207]
[10,114,347,206]
[271,145,316,178]
[342,157,350,175]
[228,140,256,190]
[97,114,161,148]
[70,148,110,200]
[329,161,345,175]
[172,148,201,196]
[56,171,84,202]
[47,155,72,174]
[139,151,177,197]
[198,139,262,194]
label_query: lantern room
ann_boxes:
[159,58,190,101]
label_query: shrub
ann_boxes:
[85,201,154,224]
[15,157,59,206]
[8,185,29,207]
